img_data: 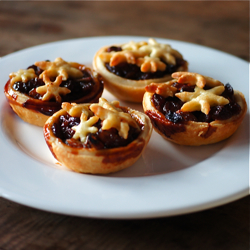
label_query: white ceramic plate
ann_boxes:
[0,36,249,219]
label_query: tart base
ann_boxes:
[4,68,104,127]
[143,91,247,146]
[9,102,50,126]
[44,106,152,174]
[93,46,188,103]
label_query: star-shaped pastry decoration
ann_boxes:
[98,52,113,63]
[172,72,206,88]
[137,56,166,72]
[99,39,184,73]
[145,81,177,97]
[110,51,137,66]
[203,76,224,88]
[90,98,139,139]
[36,72,71,102]
[172,72,223,89]
[97,97,121,112]
[149,38,183,58]
[9,68,37,84]
[175,86,229,115]
[72,113,99,143]
[62,102,93,118]
[140,46,176,65]
[121,40,147,51]
[35,57,83,80]
[99,50,146,65]
[108,51,147,67]
[90,105,139,139]
[139,38,183,65]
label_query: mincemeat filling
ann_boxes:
[152,82,241,123]
[12,64,96,102]
[105,46,186,80]
[52,113,141,149]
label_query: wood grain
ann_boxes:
[0,1,248,60]
[0,1,249,250]
[0,197,249,250]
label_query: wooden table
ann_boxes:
[0,1,249,249]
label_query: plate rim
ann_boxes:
[0,36,249,219]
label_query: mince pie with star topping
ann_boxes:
[44,98,152,174]
[93,38,188,103]
[143,72,247,146]
[4,57,104,126]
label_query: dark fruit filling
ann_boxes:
[105,46,186,80]
[152,83,241,123]
[12,64,96,103]
[52,113,141,149]
[13,77,44,99]
[107,46,122,52]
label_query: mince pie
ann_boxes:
[93,38,188,103]
[4,57,104,126]
[143,72,247,146]
[44,98,152,174]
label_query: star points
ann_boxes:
[176,86,229,115]
[36,73,71,102]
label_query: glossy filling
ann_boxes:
[51,113,141,149]
[12,65,96,102]
[152,82,241,124]
[105,46,186,80]
[9,64,101,117]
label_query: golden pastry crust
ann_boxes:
[4,58,104,127]
[4,80,50,126]
[44,99,152,174]
[93,39,188,103]
[143,73,247,146]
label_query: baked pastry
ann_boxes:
[44,98,152,174]
[143,72,247,146]
[4,57,104,126]
[93,38,188,103]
